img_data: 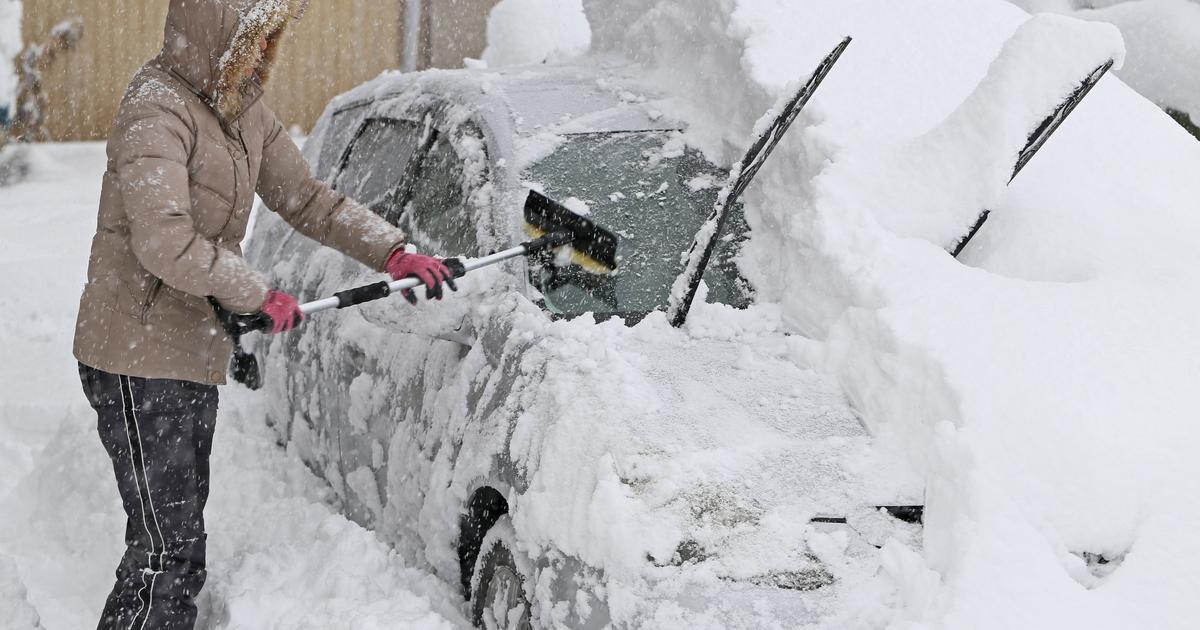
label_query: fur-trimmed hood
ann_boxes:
[157,0,308,123]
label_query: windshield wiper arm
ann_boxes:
[666,37,852,327]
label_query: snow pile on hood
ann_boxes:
[497,301,879,627]
[482,0,591,68]
[581,0,1200,627]
[0,0,19,110]
[1015,0,1200,119]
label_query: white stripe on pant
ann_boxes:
[119,375,166,630]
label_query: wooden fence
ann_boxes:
[22,0,404,141]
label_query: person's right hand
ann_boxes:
[260,290,304,333]
[385,250,456,305]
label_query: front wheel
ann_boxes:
[471,516,533,630]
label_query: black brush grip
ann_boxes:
[335,281,392,309]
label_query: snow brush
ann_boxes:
[214,190,619,389]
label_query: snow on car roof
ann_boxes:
[328,64,681,139]
[312,64,700,249]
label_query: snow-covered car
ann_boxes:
[246,66,916,629]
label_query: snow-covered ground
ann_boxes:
[0,143,470,629]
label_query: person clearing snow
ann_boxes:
[71,1,455,628]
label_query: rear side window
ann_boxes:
[334,118,425,209]
[398,133,477,254]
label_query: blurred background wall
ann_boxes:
[22,0,500,141]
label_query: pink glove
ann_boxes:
[385,250,456,304]
[260,290,304,334]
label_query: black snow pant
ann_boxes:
[78,363,218,630]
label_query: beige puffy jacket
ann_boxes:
[74,0,406,385]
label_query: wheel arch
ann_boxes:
[458,485,510,596]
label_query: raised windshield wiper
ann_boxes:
[667,37,852,327]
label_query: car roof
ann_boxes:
[315,65,705,247]
[326,64,683,139]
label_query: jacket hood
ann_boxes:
[158,0,308,123]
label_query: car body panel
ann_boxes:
[246,64,904,628]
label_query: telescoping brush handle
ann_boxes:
[289,231,572,321]
[213,259,469,337]
[212,232,571,338]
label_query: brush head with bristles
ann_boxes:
[523,190,619,274]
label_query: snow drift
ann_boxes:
[568,0,1200,627]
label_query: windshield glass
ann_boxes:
[526,132,750,317]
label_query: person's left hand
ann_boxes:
[260,289,304,333]
[385,251,456,304]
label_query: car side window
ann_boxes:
[334,118,424,212]
[396,131,479,255]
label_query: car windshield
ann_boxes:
[526,132,750,317]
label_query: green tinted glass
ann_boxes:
[335,119,422,207]
[527,132,750,316]
[319,104,369,181]
[399,133,478,255]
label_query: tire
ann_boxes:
[471,516,533,630]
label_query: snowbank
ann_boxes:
[482,0,591,68]
[581,0,1200,627]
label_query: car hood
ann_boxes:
[498,299,885,585]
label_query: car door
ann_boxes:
[333,115,496,530]
[300,114,431,526]
[246,103,392,488]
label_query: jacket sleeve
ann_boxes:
[114,102,269,314]
[256,108,407,272]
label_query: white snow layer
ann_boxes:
[579,0,1200,628]
[0,144,470,629]
[482,0,591,68]
[0,0,19,108]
